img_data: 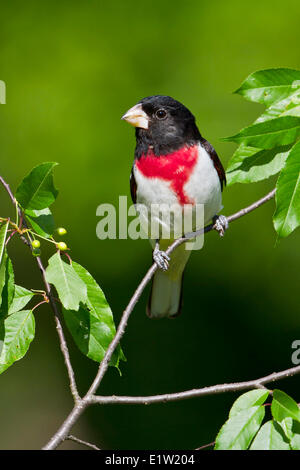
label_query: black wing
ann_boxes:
[130,167,137,204]
[200,138,226,191]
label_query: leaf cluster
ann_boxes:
[225,68,300,238]
[0,163,125,376]
[215,389,300,450]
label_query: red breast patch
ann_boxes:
[135,145,198,205]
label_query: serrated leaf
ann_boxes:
[223,116,300,149]
[250,420,290,450]
[16,162,58,210]
[229,389,269,418]
[280,417,294,441]
[271,389,300,423]
[214,406,265,450]
[0,256,6,304]
[0,310,35,374]
[0,222,8,266]
[0,254,15,316]
[279,418,300,449]
[226,144,290,185]
[25,208,55,238]
[63,262,125,368]
[0,225,9,303]
[290,421,300,450]
[8,285,34,315]
[273,141,300,237]
[45,253,87,311]
[235,68,300,106]
[256,89,300,123]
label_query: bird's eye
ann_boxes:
[155,109,167,120]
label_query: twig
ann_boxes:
[195,441,215,450]
[35,256,80,403]
[65,435,101,450]
[89,364,300,405]
[0,176,80,404]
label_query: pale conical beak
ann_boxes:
[121,103,149,129]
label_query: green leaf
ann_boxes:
[280,417,294,440]
[0,310,35,374]
[16,162,58,210]
[290,421,300,450]
[229,389,269,418]
[0,224,9,303]
[235,68,300,106]
[271,389,300,423]
[273,141,300,238]
[278,418,300,449]
[0,255,6,304]
[214,406,265,450]
[25,208,55,238]
[250,420,290,450]
[256,89,300,123]
[223,116,300,149]
[63,262,125,368]
[45,253,87,311]
[0,221,8,266]
[8,285,34,315]
[226,144,290,185]
[0,254,15,316]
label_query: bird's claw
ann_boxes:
[213,214,229,237]
[153,248,170,271]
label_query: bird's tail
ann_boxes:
[147,270,184,318]
[147,242,191,319]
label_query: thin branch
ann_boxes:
[0,176,80,404]
[65,435,101,450]
[87,263,158,396]
[0,176,15,202]
[89,364,300,405]
[35,256,80,403]
[195,441,215,450]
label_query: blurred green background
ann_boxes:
[0,0,299,450]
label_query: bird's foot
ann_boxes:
[153,246,170,271]
[213,214,229,237]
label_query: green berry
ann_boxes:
[57,242,68,251]
[32,240,41,249]
[57,227,67,236]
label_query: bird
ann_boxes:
[122,95,227,319]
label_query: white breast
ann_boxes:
[184,143,223,223]
[134,142,223,225]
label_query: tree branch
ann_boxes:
[65,435,101,450]
[89,363,300,405]
[35,256,80,403]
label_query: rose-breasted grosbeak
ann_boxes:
[122,95,226,319]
